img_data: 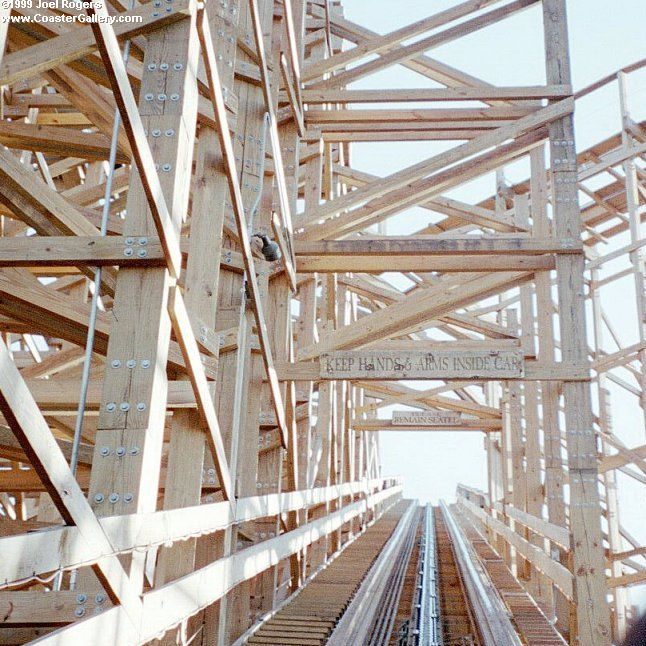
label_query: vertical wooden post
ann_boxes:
[85,8,200,596]
[543,2,611,643]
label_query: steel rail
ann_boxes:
[418,503,442,645]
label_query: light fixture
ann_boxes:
[252,234,281,262]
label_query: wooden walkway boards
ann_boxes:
[245,501,410,646]
[452,505,568,646]
[388,507,423,645]
[434,506,482,645]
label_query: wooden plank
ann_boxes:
[391,410,462,425]
[167,286,233,502]
[353,418,502,432]
[459,497,573,599]
[0,236,165,267]
[297,272,533,361]
[296,254,555,273]
[0,591,111,625]
[543,1,612,642]
[0,123,129,163]
[197,4,289,448]
[294,236,581,256]
[301,86,572,103]
[0,338,143,627]
[16,486,402,646]
[278,359,587,381]
[319,350,524,379]
[302,0,503,82]
[309,0,538,89]
[297,99,572,232]
[0,478,391,586]
[0,0,192,86]
[86,0,182,278]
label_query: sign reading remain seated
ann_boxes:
[392,410,461,425]
[319,350,524,379]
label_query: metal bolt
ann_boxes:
[120,402,130,412]
[170,93,180,101]
[130,447,140,456]
[116,447,126,457]
[138,237,147,245]
[95,593,106,604]
[141,360,151,369]
[106,402,116,412]
[152,11,159,16]
[160,63,169,71]
[100,447,110,457]
[137,402,146,411]
[108,493,120,504]
[145,93,154,101]
[124,248,134,257]
[126,359,136,369]
[152,129,161,137]
[165,129,175,136]
[125,237,134,245]
[94,493,104,503]
[75,607,86,618]
[124,493,134,503]
[76,593,87,604]
[138,249,148,258]
[147,63,157,70]
[111,359,121,368]
[173,63,183,71]
[157,93,167,101]
[162,163,172,172]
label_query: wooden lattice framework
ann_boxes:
[0,0,644,644]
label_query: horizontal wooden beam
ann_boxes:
[0,591,111,626]
[492,501,570,548]
[0,124,130,163]
[300,85,572,103]
[294,237,581,256]
[459,497,573,599]
[296,254,556,273]
[352,418,502,432]
[276,360,589,381]
[0,478,395,587]
[0,236,165,267]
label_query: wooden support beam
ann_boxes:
[197,4,289,448]
[277,359,588,382]
[0,338,143,626]
[294,237,581,256]
[7,485,401,645]
[86,0,182,278]
[0,236,165,267]
[297,272,533,361]
[167,286,234,502]
[352,418,502,432]
[301,86,572,103]
[0,0,192,86]
[295,254,555,273]
[543,1,611,642]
